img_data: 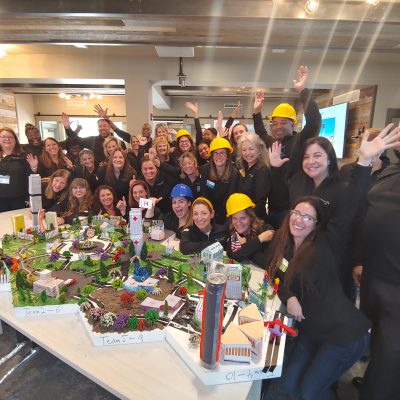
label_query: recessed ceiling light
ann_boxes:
[305,0,319,15]
[366,0,379,5]
[272,49,286,54]
[73,44,88,49]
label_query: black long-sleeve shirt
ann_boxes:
[274,163,372,343]
[362,163,400,285]
[237,164,271,220]
[0,154,32,199]
[180,222,228,255]
[253,88,321,211]
[199,163,239,224]
[65,127,131,167]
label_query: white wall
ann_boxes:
[1,51,399,133]
[14,94,35,142]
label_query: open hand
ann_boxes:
[94,104,108,119]
[358,123,400,166]
[253,90,265,114]
[268,141,289,167]
[293,65,308,93]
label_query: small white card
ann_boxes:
[0,175,10,184]
[139,198,153,209]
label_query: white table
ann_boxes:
[0,209,268,399]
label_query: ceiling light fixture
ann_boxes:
[177,57,187,87]
[366,0,379,5]
[304,0,319,14]
[0,49,7,58]
[73,44,88,49]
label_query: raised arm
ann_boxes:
[295,66,321,143]
[185,102,203,145]
[252,90,273,148]
[61,112,77,138]
[94,104,131,143]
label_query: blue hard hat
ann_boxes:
[170,184,193,199]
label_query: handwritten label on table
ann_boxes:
[15,304,78,318]
[101,333,144,346]
[223,368,271,383]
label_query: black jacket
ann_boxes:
[180,222,228,255]
[275,164,372,343]
[226,223,273,268]
[72,165,100,194]
[163,211,186,239]
[362,163,400,285]
[97,167,133,201]
[253,88,321,211]
[237,163,271,220]
[65,127,130,167]
[0,154,31,199]
[138,170,178,215]
[199,163,239,225]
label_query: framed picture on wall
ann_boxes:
[0,89,18,132]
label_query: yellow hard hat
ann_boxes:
[176,129,191,141]
[270,103,297,124]
[226,193,256,217]
[209,137,233,155]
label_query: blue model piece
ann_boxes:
[132,255,150,282]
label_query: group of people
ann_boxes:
[0,65,399,400]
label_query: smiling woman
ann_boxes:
[97,148,136,201]
[37,137,73,178]
[179,196,228,255]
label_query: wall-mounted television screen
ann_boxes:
[302,102,349,158]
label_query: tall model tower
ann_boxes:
[29,174,42,230]
[129,208,143,255]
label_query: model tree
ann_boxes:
[137,319,146,331]
[146,260,152,276]
[140,242,148,260]
[144,310,159,326]
[120,291,135,307]
[40,290,48,304]
[99,261,108,278]
[127,315,138,330]
[15,269,28,289]
[187,270,194,287]
[88,210,93,224]
[177,265,183,280]
[129,241,136,257]
[163,300,169,317]
[136,289,148,301]
[58,292,67,304]
[167,266,175,284]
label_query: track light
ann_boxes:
[177,57,187,87]
[305,0,319,15]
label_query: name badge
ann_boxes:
[279,258,289,273]
[0,175,10,184]
[206,180,215,189]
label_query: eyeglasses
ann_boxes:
[290,209,317,223]
[212,151,227,158]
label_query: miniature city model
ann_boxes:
[1,213,290,385]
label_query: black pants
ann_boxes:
[0,196,27,212]
[360,275,400,400]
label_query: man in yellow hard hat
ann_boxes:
[252,66,322,228]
